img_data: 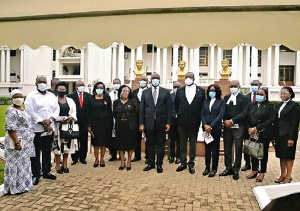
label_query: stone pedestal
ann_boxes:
[215,79,230,98]
[131,79,140,91]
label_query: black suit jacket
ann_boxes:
[247,101,276,139]
[174,85,205,129]
[224,93,249,126]
[274,100,300,140]
[170,93,177,126]
[67,91,91,126]
[201,98,226,130]
[132,88,139,102]
[139,86,172,131]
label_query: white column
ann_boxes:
[118,43,125,83]
[209,44,215,79]
[217,47,222,79]
[156,47,161,75]
[162,48,168,84]
[182,46,188,69]
[80,48,85,80]
[189,48,194,72]
[111,42,118,81]
[231,47,238,80]
[251,46,258,81]
[296,51,300,86]
[172,44,179,81]
[136,46,143,60]
[130,49,135,80]
[5,48,10,83]
[238,44,244,85]
[266,47,272,86]
[0,48,5,82]
[273,44,280,86]
[244,44,251,85]
[193,48,200,84]
[19,46,24,82]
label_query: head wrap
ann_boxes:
[10,89,23,99]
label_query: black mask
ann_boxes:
[57,91,67,97]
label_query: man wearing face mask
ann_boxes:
[175,72,205,174]
[131,76,148,162]
[139,73,171,173]
[47,78,60,96]
[241,79,261,172]
[108,78,122,161]
[67,80,91,165]
[169,81,181,164]
[219,80,249,180]
[25,75,60,185]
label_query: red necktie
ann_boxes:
[79,93,83,108]
[252,93,256,102]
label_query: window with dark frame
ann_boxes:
[222,50,232,66]
[279,65,294,82]
[199,47,208,66]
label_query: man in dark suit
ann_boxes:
[131,75,148,162]
[242,79,261,171]
[139,73,171,173]
[219,80,249,180]
[169,81,181,164]
[175,72,205,174]
[67,80,91,165]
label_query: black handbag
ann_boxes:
[60,122,79,139]
[243,134,264,160]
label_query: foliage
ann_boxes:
[0,105,10,137]
[0,164,4,185]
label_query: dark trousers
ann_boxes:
[31,132,53,177]
[145,129,166,167]
[178,125,199,166]
[133,131,142,159]
[71,124,88,162]
[243,148,251,166]
[223,126,244,172]
[169,121,180,159]
[251,139,271,173]
[205,129,222,171]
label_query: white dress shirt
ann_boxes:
[109,90,118,102]
[24,89,60,133]
[278,99,290,118]
[185,84,196,104]
[137,87,147,102]
[209,98,216,112]
[152,86,160,105]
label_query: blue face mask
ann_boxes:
[173,88,178,94]
[152,79,160,87]
[230,87,239,95]
[209,91,216,99]
[96,88,104,95]
[251,86,259,93]
[256,95,264,103]
[139,80,147,88]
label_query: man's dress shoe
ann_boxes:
[157,166,163,173]
[219,169,234,176]
[32,177,39,185]
[71,161,77,165]
[43,173,57,180]
[241,164,251,171]
[202,169,210,176]
[131,157,141,162]
[208,171,216,177]
[176,165,187,172]
[233,172,240,180]
[143,165,155,171]
[169,157,175,163]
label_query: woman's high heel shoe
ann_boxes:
[93,162,99,168]
[246,172,258,179]
[119,163,126,170]
[126,165,131,171]
[281,178,292,184]
[256,174,264,182]
[100,161,105,167]
[275,177,285,183]
[56,168,63,174]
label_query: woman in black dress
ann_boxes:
[87,82,113,168]
[113,85,139,171]
[274,86,300,184]
[245,88,276,182]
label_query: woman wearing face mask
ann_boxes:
[113,85,139,170]
[245,88,276,182]
[201,84,226,177]
[4,89,35,195]
[87,81,113,167]
[274,86,300,184]
[53,81,77,174]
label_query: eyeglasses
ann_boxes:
[256,93,265,96]
[36,75,46,78]
[229,85,238,88]
[279,92,290,96]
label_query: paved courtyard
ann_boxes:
[0,146,299,211]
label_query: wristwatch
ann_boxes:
[49,118,53,123]
[15,142,20,146]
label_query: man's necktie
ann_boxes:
[153,87,157,105]
[79,93,83,108]
[252,93,256,102]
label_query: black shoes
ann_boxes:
[189,167,195,174]
[275,177,285,183]
[126,166,132,171]
[32,177,39,185]
[157,166,163,173]
[233,172,239,180]
[246,172,258,179]
[119,165,125,170]
[63,168,69,173]
[80,160,87,164]
[176,165,187,172]
[71,161,78,165]
[100,161,105,167]
[93,162,99,168]
[43,173,57,180]
[109,156,117,161]
[143,165,155,171]
[241,164,251,171]
[203,168,210,176]
[208,171,216,177]
[169,157,175,163]
[219,169,234,176]
[131,157,141,162]
[56,169,63,174]
[175,158,181,164]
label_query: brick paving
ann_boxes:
[0,145,299,211]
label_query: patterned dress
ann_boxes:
[4,105,35,195]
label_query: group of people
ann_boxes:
[3,73,300,195]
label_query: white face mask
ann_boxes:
[113,84,120,90]
[78,86,85,93]
[185,78,193,86]
[12,98,24,106]
[37,83,47,92]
